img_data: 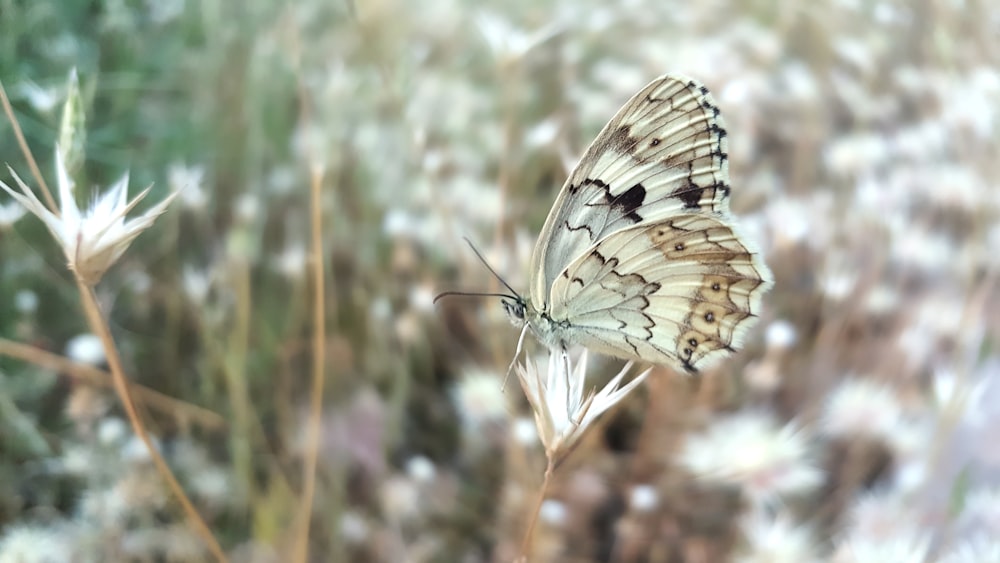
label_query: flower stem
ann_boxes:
[76,279,226,562]
[520,456,555,558]
[0,338,226,430]
[291,162,329,561]
[0,79,57,211]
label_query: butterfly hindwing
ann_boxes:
[529,74,732,306]
[548,214,770,372]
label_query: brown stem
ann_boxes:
[76,279,227,562]
[520,456,555,558]
[291,163,329,561]
[0,338,226,430]
[286,13,332,557]
[0,79,57,212]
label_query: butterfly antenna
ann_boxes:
[432,290,519,304]
[462,237,521,298]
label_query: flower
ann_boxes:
[833,490,929,561]
[0,198,26,229]
[830,533,930,563]
[65,333,105,365]
[737,511,820,563]
[516,349,650,458]
[0,523,75,563]
[0,148,180,285]
[819,378,905,444]
[939,535,1000,563]
[628,484,659,513]
[452,367,509,433]
[678,410,822,506]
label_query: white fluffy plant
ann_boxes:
[0,70,225,561]
[0,151,179,285]
[1,70,180,287]
[514,347,650,559]
[517,349,650,461]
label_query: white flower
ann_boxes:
[517,349,650,458]
[679,411,822,506]
[836,491,928,560]
[539,499,568,526]
[65,333,105,365]
[475,11,562,62]
[452,368,509,432]
[831,535,930,563]
[820,378,905,443]
[0,523,75,563]
[167,161,206,209]
[13,79,61,114]
[939,535,1000,563]
[738,511,820,563]
[765,319,797,350]
[0,199,26,229]
[0,148,180,285]
[271,241,308,281]
[628,484,659,513]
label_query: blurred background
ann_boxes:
[1,0,998,561]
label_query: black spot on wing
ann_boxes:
[672,179,704,210]
[607,125,638,154]
[569,177,609,196]
[607,183,646,223]
[701,98,720,118]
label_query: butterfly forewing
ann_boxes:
[529,75,732,306]
[523,73,772,373]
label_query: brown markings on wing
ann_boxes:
[647,217,768,370]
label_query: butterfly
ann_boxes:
[502,74,773,374]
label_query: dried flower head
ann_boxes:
[516,349,649,459]
[820,378,905,443]
[0,148,180,285]
[452,367,509,433]
[679,410,822,506]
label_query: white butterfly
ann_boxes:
[503,74,773,374]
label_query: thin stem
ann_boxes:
[288,17,330,556]
[520,456,556,558]
[0,338,226,430]
[222,250,254,514]
[0,79,57,212]
[292,162,328,561]
[75,279,227,562]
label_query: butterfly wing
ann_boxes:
[548,214,771,372]
[529,74,733,308]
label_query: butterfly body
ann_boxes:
[509,74,773,374]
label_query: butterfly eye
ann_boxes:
[502,299,525,321]
[704,312,715,323]
[711,282,721,291]
[688,337,698,347]
[674,243,685,251]
[650,138,661,147]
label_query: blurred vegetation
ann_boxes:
[1,0,999,561]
